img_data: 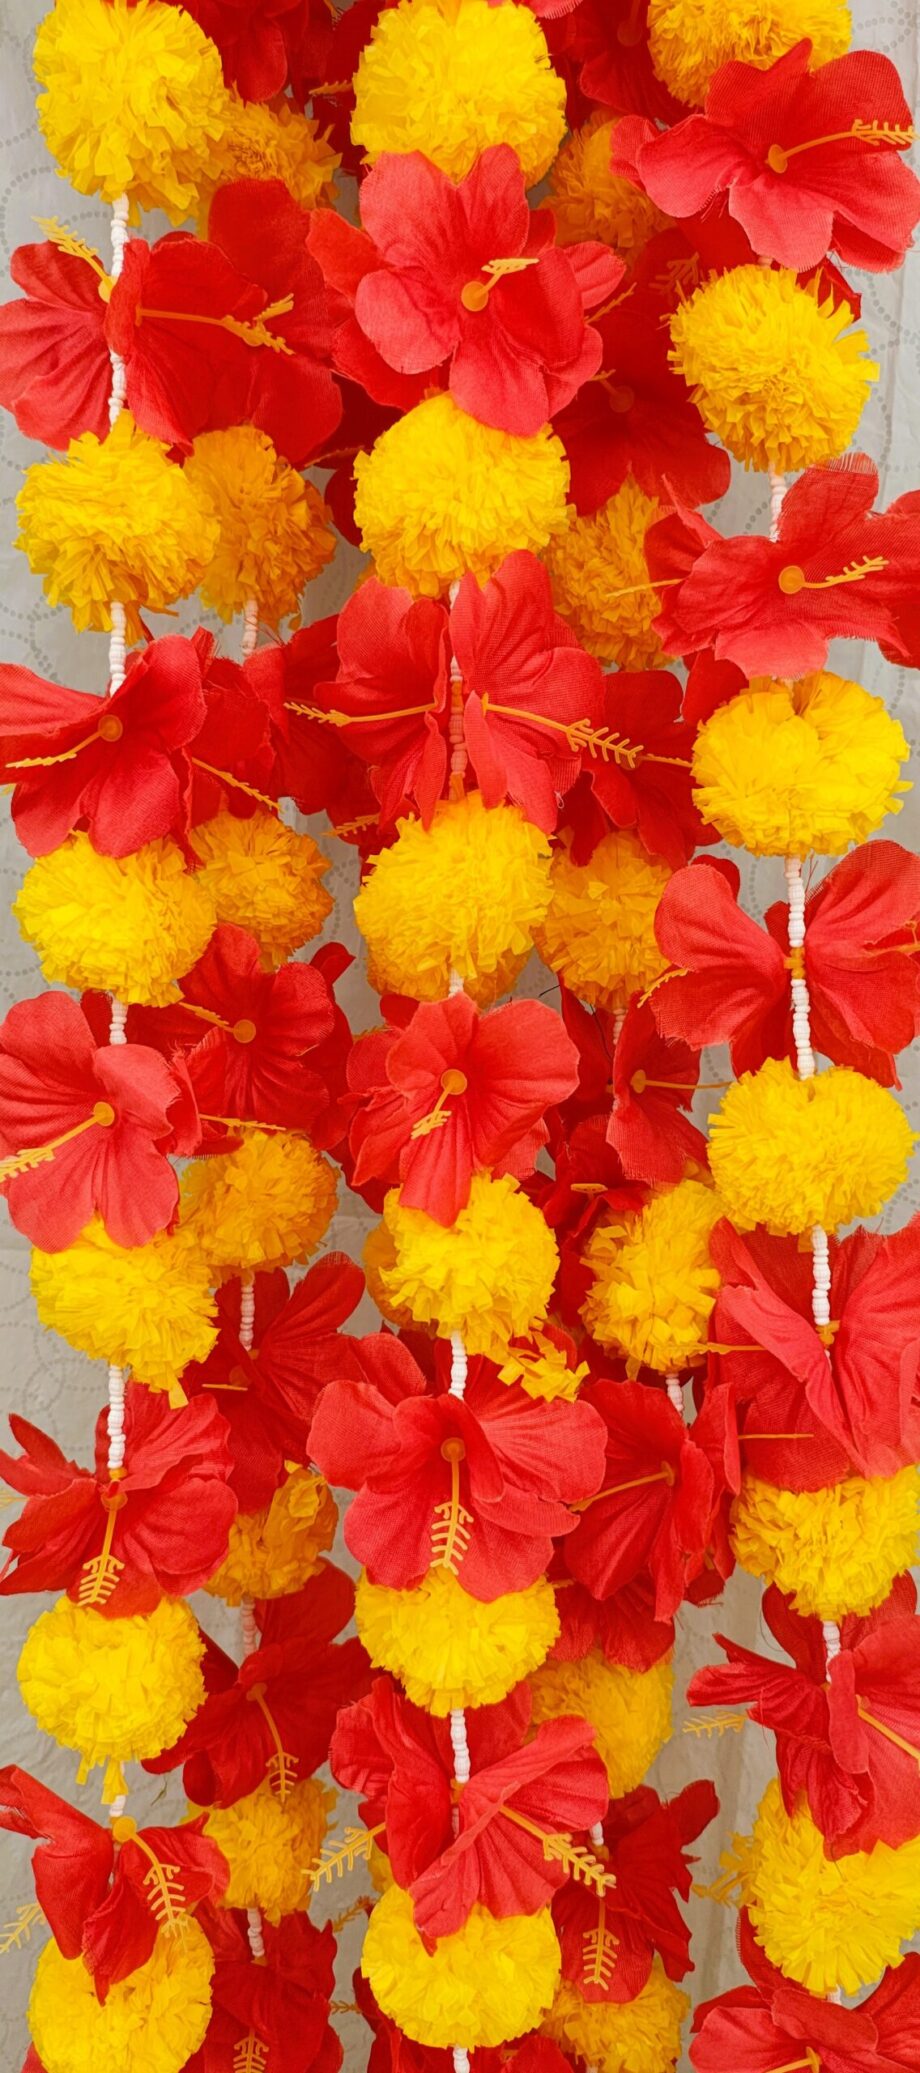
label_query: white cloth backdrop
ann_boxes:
[0,3,918,2064]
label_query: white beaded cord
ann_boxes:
[103,194,133,1477]
[236,1271,265,1958]
[240,597,259,661]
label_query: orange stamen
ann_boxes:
[767,120,916,173]
[432,1437,473,1575]
[9,710,126,770]
[630,1072,729,1093]
[856,1700,920,1769]
[110,1819,186,1933]
[246,1682,297,1801]
[460,255,540,312]
[285,697,440,728]
[136,297,295,355]
[410,1068,468,1140]
[576,1465,674,1511]
[778,556,887,594]
[190,758,279,810]
[0,1101,116,1184]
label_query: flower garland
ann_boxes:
[0,2,919,2072]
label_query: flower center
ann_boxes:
[440,1437,467,1463]
[233,1018,258,1045]
[97,713,124,743]
[460,255,540,312]
[440,1068,468,1096]
[92,1101,116,1127]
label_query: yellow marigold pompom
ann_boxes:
[15,834,216,1004]
[183,428,335,628]
[352,0,566,186]
[354,794,553,1003]
[581,1180,721,1372]
[498,1331,589,1403]
[549,115,670,258]
[31,1218,218,1396]
[181,1131,337,1278]
[356,1566,559,1713]
[367,1173,559,1357]
[18,1597,205,1780]
[363,1884,561,2047]
[198,1777,333,1924]
[29,1920,214,2073]
[731,1468,920,1619]
[670,267,875,474]
[546,479,668,668]
[744,1779,920,1996]
[16,413,219,639]
[529,1647,674,1799]
[197,92,339,221]
[536,829,671,1013]
[354,395,570,596]
[34,0,226,219]
[646,0,851,109]
[207,1474,337,1604]
[543,1965,689,2073]
[188,809,332,964]
[691,672,911,856]
[709,1058,914,1234]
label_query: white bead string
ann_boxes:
[446,586,471,2072]
[236,1270,264,1958]
[240,597,259,661]
[103,193,132,1479]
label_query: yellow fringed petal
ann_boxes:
[537,828,672,1013]
[363,1885,562,2047]
[731,1468,920,1619]
[367,1173,558,1356]
[196,92,339,222]
[550,115,670,258]
[29,1921,214,2073]
[352,0,566,185]
[709,1058,914,1234]
[355,1566,559,1713]
[744,1779,920,1996]
[15,834,216,1004]
[188,809,332,965]
[647,0,850,108]
[582,1180,722,1372]
[545,480,669,668]
[529,1647,674,1798]
[543,1965,689,2073]
[181,1131,337,1278]
[18,1597,205,1772]
[184,427,335,628]
[31,1217,218,1391]
[206,1474,337,1604]
[197,1776,333,1924]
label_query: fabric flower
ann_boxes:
[553,304,730,516]
[205,180,342,468]
[607,998,706,1184]
[553,1780,717,2002]
[178,0,322,101]
[0,992,198,1251]
[0,1386,235,1616]
[692,1916,920,2073]
[621,46,920,274]
[564,665,710,868]
[546,0,688,125]
[184,1910,341,2073]
[348,990,580,1225]
[310,1333,607,1598]
[550,1561,676,1674]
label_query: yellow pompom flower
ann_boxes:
[646,0,851,109]
[34,0,226,219]
[29,1920,214,2073]
[198,1777,333,1924]
[544,1966,689,2073]
[691,672,911,856]
[354,794,553,1003]
[549,115,670,258]
[354,395,570,596]
[498,1331,589,1403]
[670,267,875,474]
[196,92,339,221]
[188,809,332,964]
[18,1597,205,1786]
[184,428,335,628]
[363,1884,561,2048]
[352,0,565,185]
[356,1566,559,1713]
[31,1218,218,1397]
[744,1779,920,1996]
[546,479,668,668]
[537,829,671,1013]
[207,1474,337,1604]
[581,1180,721,1373]
[731,1468,920,1620]
[529,1647,674,1798]
[15,834,216,1004]
[367,1173,559,1357]
[709,1059,914,1234]
[16,414,219,639]
[181,1132,336,1278]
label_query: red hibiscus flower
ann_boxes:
[0,635,207,858]
[340,144,622,436]
[176,0,321,101]
[186,1911,341,2073]
[331,1678,609,1941]
[242,617,366,820]
[607,998,706,1184]
[146,1564,369,1807]
[306,208,434,413]
[348,990,580,1225]
[554,1780,717,2002]
[653,857,791,1076]
[563,666,711,867]
[311,577,451,823]
[0,1387,236,1616]
[648,456,920,677]
[183,1258,364,1511]
[553,305,730,516]
[565,1381,738,1618]
[0,1766,227,1999]
[692,1915,920,2073]
[710,1216,920,1484]
[550,1560,675,1672]
[206,181,342,467]
[546,0,687,124]
[689,1580,920,1854]
[0,993,198,1252]
[310,1334,607,1598]
[622,46,920,274]
[355,1974,570,2073]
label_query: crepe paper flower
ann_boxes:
[0,1766,227,2001]
[645,0,851,111]
[544,1966,690,2073]
[348,991,580,1226]
[711,1216,920,1484]
[0,992,199,1253]
[692,1916,920,2073]
[549,113,671,260]
[177,0,320,100]
[310,1333,607,1599]
[709,1058,914,1235]
[184,1911,341,2073]
[553,304,730,517]
[146,1564,368,1807]
[623,45,920,274]
[551,1565,676,1674]
[553,1780,718,2003]
[330,1677,609,1941]
[648,454,920,678]
[565,1379,738,1619]
[689,1580,920,1854]
[0,1386,235,1617]
[0,636,208,860]
[355,1977,570,2073]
